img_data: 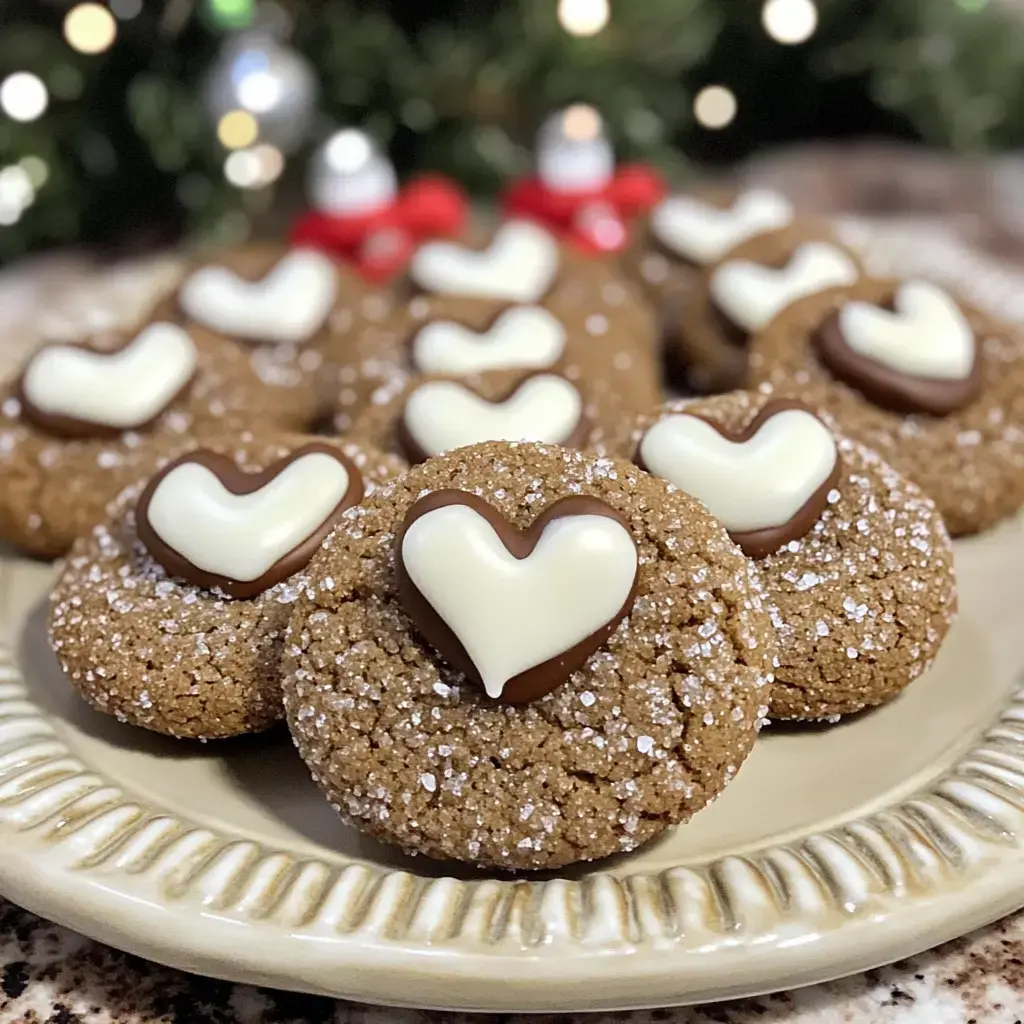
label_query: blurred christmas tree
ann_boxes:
[2,0,1024,261]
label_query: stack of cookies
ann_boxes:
[14,170,1024,872]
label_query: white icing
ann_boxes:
[409,221,560,302]
[145,453,351,583]
[650,190,794,264]
[401,505,637,698]
[710,242,859,333]
[21,323,197,429]
[838,280,975,380]
[178,250,338,344]
[410,306,566,375]
[403,375,583,456]
[639,409,837,533]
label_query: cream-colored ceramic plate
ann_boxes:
[0,523,1022,1012]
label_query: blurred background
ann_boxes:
[4,0,1024,263]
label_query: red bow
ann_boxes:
[291,175,468,284]
[501,164,665,255]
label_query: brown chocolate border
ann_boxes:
[136,441,364,600]
[16,332,197,440]
[813,290,983,416]
[395,372,589,464]
[394,489,639,705]
[636,398,842,560]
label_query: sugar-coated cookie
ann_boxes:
[331,219,661,433]
[629,189,793,327]
[283,441,776,870]
[747,276,1024,536]
[628,391,957,720]
[350,369,600,463]
[661,219,862,394]
[163,243,374,428]
[0,323,296,558]
[49,432,404,740]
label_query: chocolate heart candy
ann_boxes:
[136,442,363,599]
[395,489,639,704]
[397,372,587,463]
[814,280,982,416]
[17,324,197,439]
[638,399,841,559]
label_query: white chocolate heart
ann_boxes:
[409,220,560,302]
[639,409,837,533]
[711,243,859,333]
[651,190,794,265]
[145,453,351,583]
[838,280,974,379]
[403,375,583,457]
[401,504,637,698]
[410,306,566,375]
[21,323,197,430]
[179,250,338,344]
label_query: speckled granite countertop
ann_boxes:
[0,896,1021,1023]
[3,146,1024,1024]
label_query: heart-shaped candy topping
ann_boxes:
[136,443,363,599]
[18,323,197,438]
[710,242,859,334]
[638,401,840,558]
[814,280,981,416]
[398,373,586,462]
[410,305,566,375]
[409,220,560,302]
[396,491,638,704]
[178,250,338,345]
[651,190,794,265]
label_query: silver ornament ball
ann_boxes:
[204,30,317,152]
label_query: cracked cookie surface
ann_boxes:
[282,441,776,870]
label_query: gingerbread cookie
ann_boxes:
[350,369,596,462]
[626,188,796,381]
[0,322,296,558]
[629,391,957,720]
[49,432,403,740]
[163,243,372,428]
[331,219,661,435]
[649,214,861,393]
[747,276,1024,536]
[283,441,776,870]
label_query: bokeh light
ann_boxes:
[217,109,259,149]
[325,129,373,174]
[224,148,261,188]
[233,50,282,114]
[562,104,603,142]
[0,165,35,225]
[557,0,610,36]
[694,85,737,129]
[64,4,118,55]
[19,156,49,189]
[206,0,256,30]
[0,73,48,123]
[761,0,818,44]
[252,143,284,184]
[224,145,283,188]
[110,0,143,19]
